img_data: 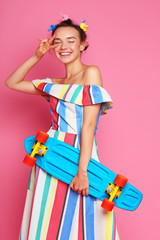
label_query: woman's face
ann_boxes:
[52,26,85,63]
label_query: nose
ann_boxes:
[61,42,68,49]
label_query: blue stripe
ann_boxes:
[92,86,104,104]
[58,101,68,132]
[49,101,54,124]
[75,104,83,143]
[85,196,96,240]
[60,189,79,239]
[94,108,101,135]
[44,83,53,94]
[112,211,115,240]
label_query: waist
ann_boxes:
[46,128,78,147]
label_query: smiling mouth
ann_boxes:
[59,52,72,56]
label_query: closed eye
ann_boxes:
[54,41,74,44]
[54,41,61,44]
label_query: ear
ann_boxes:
[80,41,88,52]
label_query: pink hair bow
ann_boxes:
[59,12,69,21]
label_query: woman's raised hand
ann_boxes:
[35,33,59,59]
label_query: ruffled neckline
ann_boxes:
[48,78,105,88]
[32,78,113,115]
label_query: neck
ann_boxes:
[64,57,85,80]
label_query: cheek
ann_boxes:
[53,45,60,54]
[72,43,81,52]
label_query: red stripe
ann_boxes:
[78,194,83,240]
[50,97,59,130]
[82,85,92,105]
[63,85,72,101]
[27,166,40,239]
[46,180,68,239]
[64,132,76,146]
[36,82,47,90]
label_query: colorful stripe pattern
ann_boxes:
[32,78,113,115]
[19,79,119,240]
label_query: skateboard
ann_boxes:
[23,130,143,211]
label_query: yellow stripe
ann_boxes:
[77,94,82,105]
[105,210,114,240]
[42,177,57,240]
[60,131,65,141]
[34,81,41,87]
[59,85,70,99]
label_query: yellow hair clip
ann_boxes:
[79,20,88,32]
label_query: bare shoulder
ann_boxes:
[50,78,63,84]
[83,65,103,87]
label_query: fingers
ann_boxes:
[37,38,48,43]
[69,181,73,189]
[37,35,59,51]
[70,183,79,192]
[70,182,78,191]
[82,188,89,196]
[85,188,89,196]
[69,177,89,196]
[37,33,56,44]
[82,189,86,195]
[37,38,49,49]
[71,186,89,196]
[50,44,60,49]
[48,33,56,44]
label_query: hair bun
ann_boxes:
[61,18,73,25]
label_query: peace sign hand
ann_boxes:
[35,33,59,59]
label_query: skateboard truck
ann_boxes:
[101,174,128,211]
[23,131,49,167]
[106,183,122,199]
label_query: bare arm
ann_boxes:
[5,33,59,95]
[5,54,43,94]
[78,66,103,171]
[78,105,100,173]
[70,65,103,195]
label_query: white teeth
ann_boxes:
[60,52,71,55]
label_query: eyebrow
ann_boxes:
[54,37,76,40]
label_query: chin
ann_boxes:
[59,56,78,64]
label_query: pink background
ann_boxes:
[1,0,160,239]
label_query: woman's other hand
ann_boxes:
[36,33,59,59]
[69,169,89,196]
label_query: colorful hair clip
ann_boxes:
[79,20,88,32]
[48,19,88,33]
[48,24,57,32]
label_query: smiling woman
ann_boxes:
[5,16,119,240]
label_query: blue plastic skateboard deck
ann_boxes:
[24,134,143,211]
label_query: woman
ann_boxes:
[6,17,119,240]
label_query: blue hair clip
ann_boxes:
[48,24,57,32]
[78,20,86,26]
